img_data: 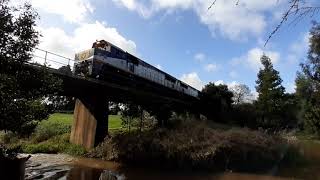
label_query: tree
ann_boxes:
[303,22,320,83]
[121,103,143,132]
[0,0,61,136]
[229,84,252,104]
[48,65,74,112]
[255,55,285,129]
[109,102,121,115]
[200,83,233,122]
[298,22,320,134]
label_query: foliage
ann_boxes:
[58,65,72,75]
[230,103,258,128]
[200,83,233,122]
[297,22,320,135]
[295,73,314,128]
[303,21,320,83]
[0,144,19,160]
[255,55,286,129]
[49,96,75,112]
[282,93,300,128]
[23,133,86,156]
[121,103,143,131]
[89,121,285,172]
[229,84,252,104]
[109,102,121,115]
[48,65,75,112]
[32,117,72,142]
[0,0,61,136]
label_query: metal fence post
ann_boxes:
[44,51,48,65]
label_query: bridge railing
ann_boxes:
[31,48,76,70]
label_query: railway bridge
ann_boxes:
[30,48,200,150]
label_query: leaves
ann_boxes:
[298,22,320,135]
[255,55,286,129]
[0,0,61,136]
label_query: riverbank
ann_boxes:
[0,113,309,174]
[89,121,288,172]
[0,113,122,156]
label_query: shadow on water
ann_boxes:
[67,166,124,180]
[24,140,320,180]
[277,140,320,180]
[64,166,294,180]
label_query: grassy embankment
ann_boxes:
[0,113,305,172]
[0,113,122,156]
[88,119,304,172]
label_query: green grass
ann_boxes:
[47,113,74,126]
[47,113,122,129]
[23,133,87,156]
[0,113,123,156]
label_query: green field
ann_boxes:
[47,113,122,129]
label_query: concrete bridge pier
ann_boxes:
[70,96,109,150]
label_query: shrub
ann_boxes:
[304,105,320,135]
[89,121,285,172]
[32,119,71,142]
[0,131,20,144]
[229,103,258,128]
[23,133,86,156]
[23,143,60,154]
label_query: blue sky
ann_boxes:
[20,0,320,95]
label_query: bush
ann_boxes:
[23,133,86,156]
[32,119,71,142]
[0,131,20,144]
[304,105,320,135]
[229,103,258,128]
[89,121,285,172]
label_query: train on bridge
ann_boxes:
[74,40,200,98]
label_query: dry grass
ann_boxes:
[89,121,285,172]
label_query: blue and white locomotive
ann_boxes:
[74,40,199,98]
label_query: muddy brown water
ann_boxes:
[24,140,320,180]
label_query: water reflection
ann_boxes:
[66,167,125,180]
[64,166,291,180]
[25,140,320,180]
[67,167,103,180]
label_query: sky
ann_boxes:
[13,0,320,96]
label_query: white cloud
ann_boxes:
[231,47,280,71]
[180,72,204,90]
[156,64,162,69]
[204,63,218,72]
[112,0,282,40]
[37,21,137,59]
[215,80,224,85]
[287,32,309,64]
[215,80,238,88]
[194,53,206,62]
[112,0,153,18]
[31,0,94,23]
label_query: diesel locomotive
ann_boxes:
[73,40,199,98]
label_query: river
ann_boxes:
[24,140,320,180]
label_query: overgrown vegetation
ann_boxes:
[0,113,124,156]
[0,114,79,156]
[89,121,289,172]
